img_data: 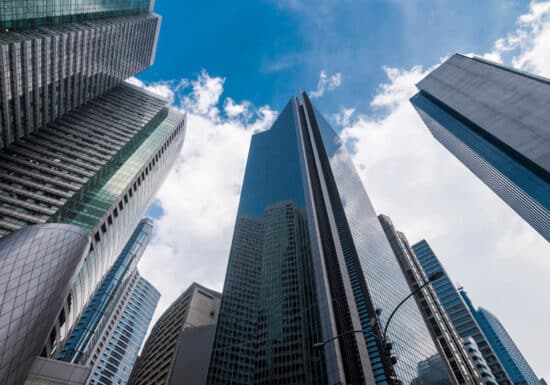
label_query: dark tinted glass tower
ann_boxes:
[207,93,447,385]
[412,240,512,385]
[378,214,483,385]
[410,54,550,241]
[461,291,540,385]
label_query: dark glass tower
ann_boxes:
[412,240,512,385]
[461,291,540,385]
[207,94,447,385]
[410,54,550,241]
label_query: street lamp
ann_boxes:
[382,271,444,343]
[312,271,444,378]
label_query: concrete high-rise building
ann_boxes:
[412,240,511,385]
[86,271,159,385]
[128,283,222,385]
[0,1,160,148]
[410,54,550,241]
[378,214,483,385]
[59,218,155,364]
[206,93,451,385]
[461,291,540,385]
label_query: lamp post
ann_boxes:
[312,271,444,382]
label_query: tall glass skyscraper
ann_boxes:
[410,54,550,241]
[87,271,160,385]
[207,93,448,385]
[59,218,154,363]
[0,2,182,385]
[0,1,161,148]
[412,240,512,385]
[461,291,540,385]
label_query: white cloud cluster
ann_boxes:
[310,70,342,98]
[134,71,275,324]
[484,0,550,76]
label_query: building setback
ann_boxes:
[410,53,550,241]
[86,271,159,385]
[128,283,222,385]
[412,240,511,385]
[461,291,540,385]
[378,214,483,385]
[206,93,451,385]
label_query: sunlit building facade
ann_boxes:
[207,93,449,385]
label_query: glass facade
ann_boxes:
[411,54,550,242]
[58,218,154,363]
[378,214,482,385]
[87,271,160,385]
[412,240,511,385]
[461,292,540,385]
[0,13,160,149]
[207,94,446,385]
[0,0,153,30]
[0,224,90,385]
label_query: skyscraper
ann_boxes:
[0,1,160,148]
[206,93,449,385]
[378,214,482,385]
[128,283,222,385]
[59,218,155,364]
[410,54,550,241]
[0,2,183,384]
[87,271,160,385]
[461,291,540,385]
[412,240,512,385]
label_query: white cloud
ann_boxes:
[135,71,276,326]
[310,70,342,98]
[484,0,550,77]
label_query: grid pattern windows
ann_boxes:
[0,14,160,148]
[1,0,152,30]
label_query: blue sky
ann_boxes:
[141,0,529,114]
[135,0,550,380]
